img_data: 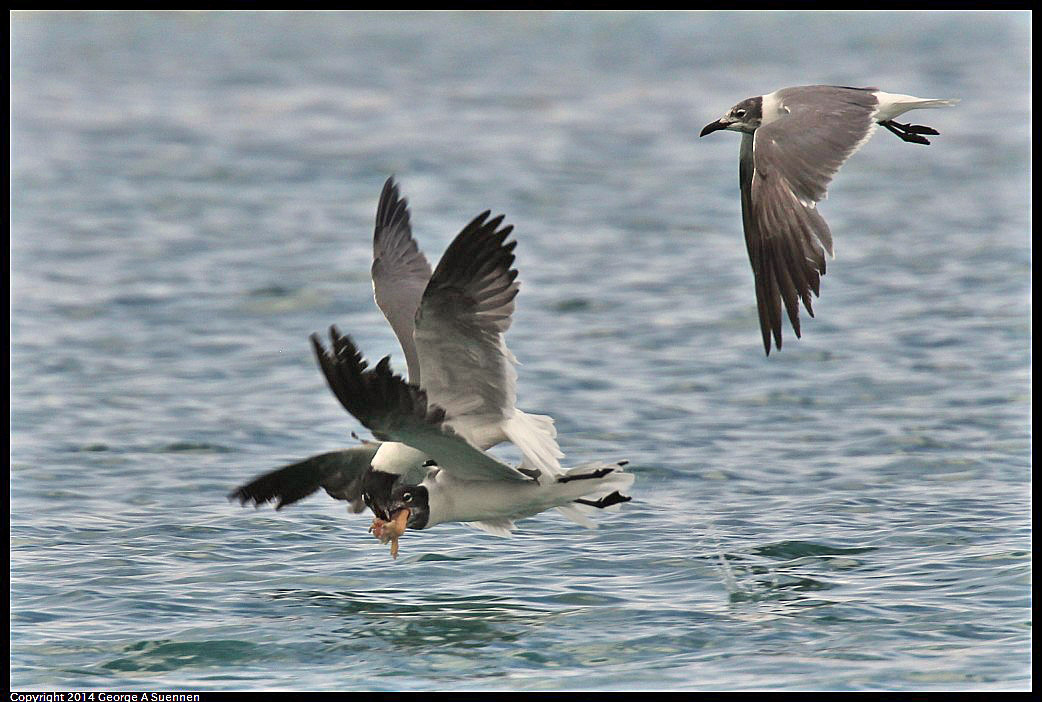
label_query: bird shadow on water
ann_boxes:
[270,587,547,652]
[86,589,537,686]
[99,638,270,675]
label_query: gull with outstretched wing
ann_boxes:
[311,325,632,558]
[700,85,957,355]
[231,178,631,558]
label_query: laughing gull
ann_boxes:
[311,326,633,558]
[231,178,633,557]
[700,85,958,354]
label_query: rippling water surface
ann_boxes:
[10,11,1030,691]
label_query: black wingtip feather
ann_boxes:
[309,326,451,440]
[228,448,377,513]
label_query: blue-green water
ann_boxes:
[10,11,1030,691]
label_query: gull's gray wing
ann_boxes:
[413,211,521,446]
[371,177,432,382]
[228,444,379,512]
[745,85,878,354]
[311,327,531,483]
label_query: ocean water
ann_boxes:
[10,11,1031,692]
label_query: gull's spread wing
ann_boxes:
[311,327,531,483]
[413,211,521,446]
[371,177,432,382]
[228,444,380,512]
[744,86,878,354]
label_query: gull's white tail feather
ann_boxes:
[564,461,635,493]
[873,92,960,122]
[555,461,634,529]
[504,410,564,482]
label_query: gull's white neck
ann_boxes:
[371,441,427,476]
[760,90,789,126]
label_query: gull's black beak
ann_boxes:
[700,119,729,137]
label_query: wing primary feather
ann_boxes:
[310,327,528,482]
[311,327,448,439]
[228,446,377,511]
[371,177,433,382]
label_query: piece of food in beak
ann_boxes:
[370,509,410,559]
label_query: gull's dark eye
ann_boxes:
[402,492,413,503]
[735,109,747,118]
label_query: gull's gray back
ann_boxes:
[757,86,880,203]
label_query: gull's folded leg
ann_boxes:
[880,120,933,145]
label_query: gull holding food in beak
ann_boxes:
[231,178,632,558]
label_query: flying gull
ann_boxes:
[700,85,958,354]
[231,178,633,557]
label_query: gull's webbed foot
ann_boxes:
[880,120,937,145]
